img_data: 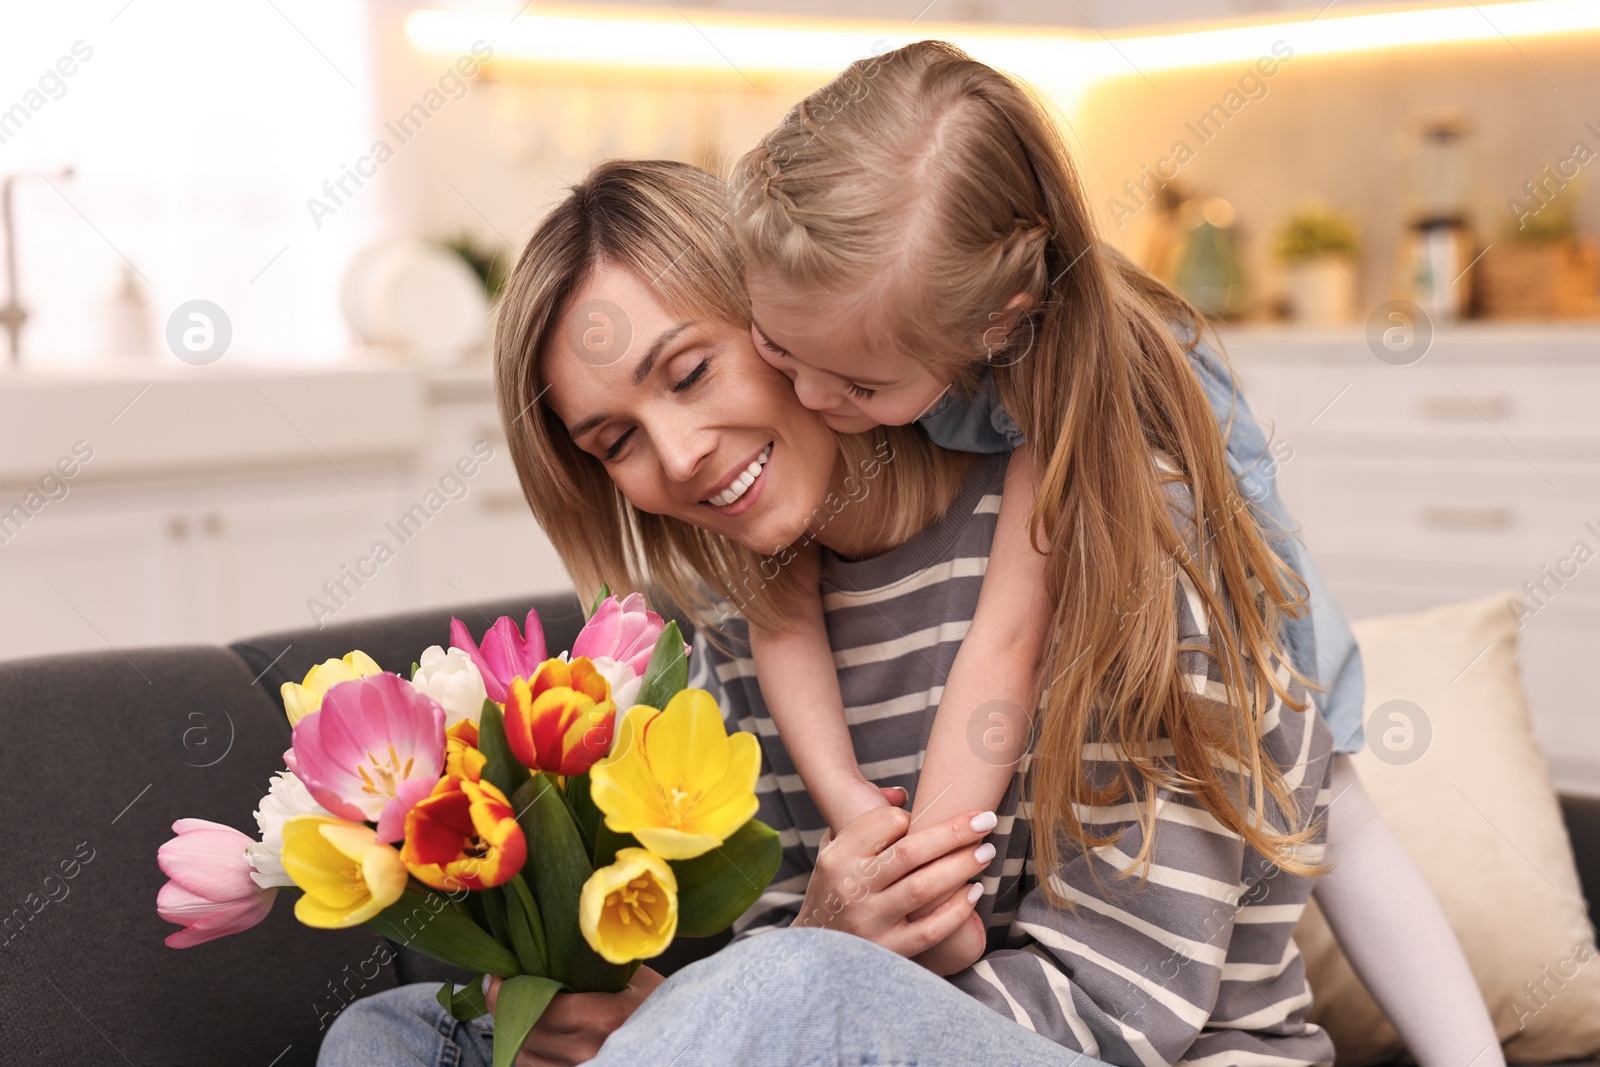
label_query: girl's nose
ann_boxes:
[790,368,837,412]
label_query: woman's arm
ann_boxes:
[748,543,888,835]
[1315,756,1506,1067]
[909,444,1050,975]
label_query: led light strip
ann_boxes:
[404,0,1600,84]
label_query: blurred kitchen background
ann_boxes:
[2,0,1597,789]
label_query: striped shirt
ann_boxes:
[687,450,1336,1067]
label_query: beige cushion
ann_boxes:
[1294,593,1600,1064]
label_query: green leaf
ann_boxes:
[502,873,548,978]
[478,699,528,803]
[491,975,565,1067]
[410,660,422,681]
[367,887,520,977]
[636,621,688,710]
[586,584,611,620]
[479,885,510,948]
[512,774,632,993]
[436,976,489,1022]
[563,771,601,857]
[670,819,782,938]
[591,823,639,871]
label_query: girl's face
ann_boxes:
[746,273,949,435]
[540,262,844,555]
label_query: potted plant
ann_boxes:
[1273,203,1360,325]
[1476,197,1600,320]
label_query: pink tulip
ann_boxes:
[288,672,446,843]
[156,819,277,948]
[449,609,547,704]
[572,594,686,678]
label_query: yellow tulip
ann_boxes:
[589,689,759,860]
[281,651,383,727]
[579,847,678,964]
[280,815,407,928]
[443,719,488,783]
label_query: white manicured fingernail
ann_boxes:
[970,811,997,832]
[481,974,491,997]
[966,883,983,904]
[974,842,996,865]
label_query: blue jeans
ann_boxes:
[317,927,1106,1066]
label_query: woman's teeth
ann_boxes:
[707,445,771,507]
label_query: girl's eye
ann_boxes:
[756,335,786,357]
[602,428,634,461]
[672,358,710,392]
[845,382,876,400]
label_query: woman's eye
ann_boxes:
[602,428,634,461]
[672,358,710,392]
[845,382,876,400]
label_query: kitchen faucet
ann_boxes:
[1,167,74,367]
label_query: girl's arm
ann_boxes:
[748,542,889,836]
[910,446,1051,974]
[1315,756,1506,1067]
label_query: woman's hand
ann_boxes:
[793,804,997,960]
[484,967,664,1067]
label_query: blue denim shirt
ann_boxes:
[916,333,1366,754]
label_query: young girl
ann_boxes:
[730,39,1504,1062]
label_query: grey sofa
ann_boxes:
[2,592,1596,1066]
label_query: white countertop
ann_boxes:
[4,323,1597,486]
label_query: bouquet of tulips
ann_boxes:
[155,591,780,1064]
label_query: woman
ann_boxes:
[318,158,1337,1067]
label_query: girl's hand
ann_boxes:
[484,967,664,1067]
[912,909,987,976]
[793,805,996,960]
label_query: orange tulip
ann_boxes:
[444,719,487,783]
[503,657,616,776]
[400,775,525,892]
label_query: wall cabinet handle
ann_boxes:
[1419,504,1514,531]
[1418,393,1512,421]
[479,489,527,513]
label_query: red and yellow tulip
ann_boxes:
[503,657,617,776]
[400,774,526,892]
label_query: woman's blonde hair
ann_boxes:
[729,41,1323,892]
[494,158,969,634]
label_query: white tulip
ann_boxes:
[410,644,489,729]
[587,654,643,714]
[246,770,335,889]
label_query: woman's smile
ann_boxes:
[700,442,772,514]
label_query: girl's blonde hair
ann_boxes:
[730,41,1323,893]
[494,158,970,635]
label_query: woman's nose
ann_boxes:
[655,421,717,483]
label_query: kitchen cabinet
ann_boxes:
[1221,324,1600,793]
[0,365,572,660]
[409,374,573,616]
[0,467,417,658]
